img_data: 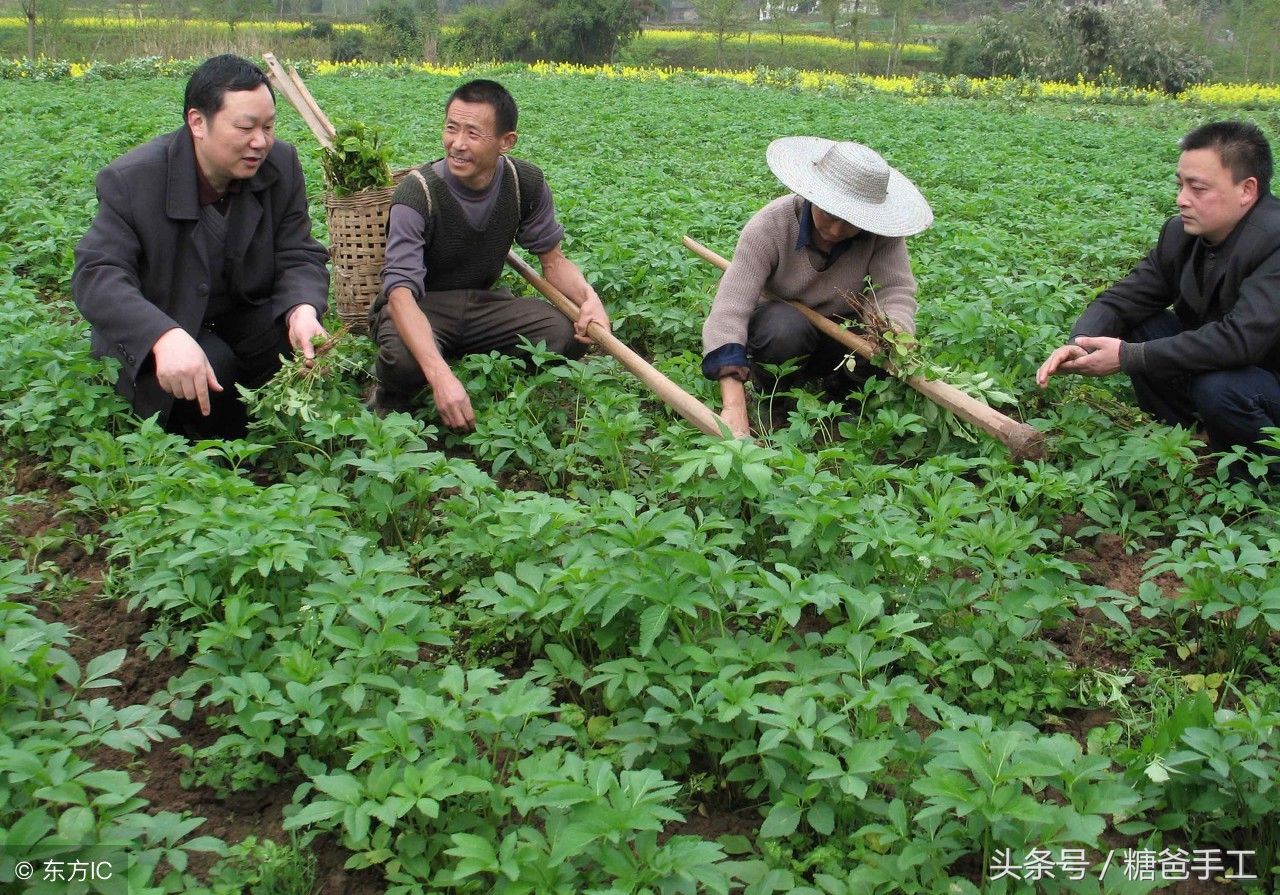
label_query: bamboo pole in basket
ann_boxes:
[265,54,400,332]
[262,53,335,149]
[683,235,1046,460]
[288,66,335,138]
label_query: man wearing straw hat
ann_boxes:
[368,79,610,430]
[73,54,330,440]
[702,137,933,437]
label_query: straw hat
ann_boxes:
[766,137,933,238]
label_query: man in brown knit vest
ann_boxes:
[702,138,933,437]
[368,79,610,430]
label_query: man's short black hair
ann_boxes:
[445,79,518,135]
[1180,120,1273,196]
[183,54,273,122]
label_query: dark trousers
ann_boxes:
[373,288,583,398]
[1128,310,1280,454]
[749,301,878,393]
[165,305,291,440]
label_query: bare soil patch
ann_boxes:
[5,457,384,894]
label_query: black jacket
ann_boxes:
[72,126,329,420]
[1070,193,1280,375]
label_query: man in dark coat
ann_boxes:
[1037,120,1280,464]
[73,54,329,439]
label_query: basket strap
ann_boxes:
[504,155,521,212]
[408,167,432,217]
[409,160,523,226]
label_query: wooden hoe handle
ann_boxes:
[505,252,730,438]
[682,236,1045,460]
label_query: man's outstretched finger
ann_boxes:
[1036,345,1083,387]
[197,366,223,416]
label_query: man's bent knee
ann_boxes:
[373,315,426,394]
[547,315,582,359]
[1125,310,1184,344]
[561,338,588,361]
[749,304,818,365]
[197,328,240,387]
[513,311,579,361]
[375,347,425,394]
[1189,369,1274,414]
[1188,368,1280,449]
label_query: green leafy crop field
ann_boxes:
[1,68,1278,893]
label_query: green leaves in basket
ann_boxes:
[319,121,393,197]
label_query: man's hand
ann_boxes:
[718,376,751,438]
[1066,336,1123,377]
[285,304,329,364]
[721,403,751,438]
[573,291,611,344]
[1036,337,1124,387]
[429,367,476,431]
[1035,344,1087,387]
[153,327,221,416]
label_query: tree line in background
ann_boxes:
[6,0,1280,88]
[968,0,1213,93]
[327,0,650,64]
[677,0,1278,86]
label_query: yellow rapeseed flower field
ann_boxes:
[10,42,1271,107]
[303,60,1273,108]
[313,58,467,76]
[644,27,936,56]
[1179,82,1280,105]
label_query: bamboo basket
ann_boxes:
[324,169,408,333]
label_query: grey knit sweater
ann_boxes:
[702,194,919,357]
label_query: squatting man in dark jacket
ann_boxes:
[73,54,330,440]
[367,79,611,431]
[1037,120,1280,471]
